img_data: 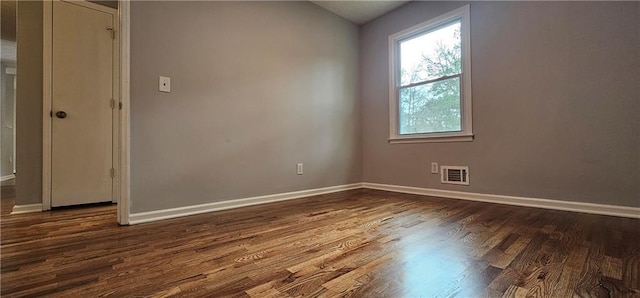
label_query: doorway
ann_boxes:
[43,0,120,208]
[1,0,17,213]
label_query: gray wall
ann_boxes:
[130,1,361,213]
[11,1,639,212]
[360,1,640,207]
[15,1,43,205]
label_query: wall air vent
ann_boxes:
[441,166,469,185]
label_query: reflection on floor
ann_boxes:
[1,189,639,297]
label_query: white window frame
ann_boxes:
[388,5,472,144]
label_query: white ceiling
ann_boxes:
[310,0,410,25]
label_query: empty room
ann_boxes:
[1,0,638,297]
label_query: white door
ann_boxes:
[51,1,114,207]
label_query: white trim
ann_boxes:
[389,134,473,144]
[461,4,472,139]
[129,182,639,224]
[11,204,44,215]
[1,174,15,181]
[111,1,121,206]
[5,67,16,75]
[43,0,123,216]
[42,0,52,211]
[362,183,640,219]
[128,184,363,225]
[12,73,16,174]
[117,0,131,225]
[388,4,472,143]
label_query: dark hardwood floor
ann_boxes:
[0,183,16,216]
[1,187,639,297]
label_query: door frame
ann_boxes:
[43,0,130,224]
[6,67,17,175]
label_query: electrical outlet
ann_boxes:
[297,163,303,175]
[431,162,439,174]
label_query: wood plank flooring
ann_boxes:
[1,187,639,297]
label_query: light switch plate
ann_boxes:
[159,76,171,93]
[431,162,439,174]
[297,163,303,175]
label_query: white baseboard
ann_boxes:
[128,182,639,224]
[128,183,363,225]
[11,204,43,215]
[1,174,15,182]
[362,183,640,219]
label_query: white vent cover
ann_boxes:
[441,166,469,185]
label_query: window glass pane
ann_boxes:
[399,20,461,86]
[399,76,461,135]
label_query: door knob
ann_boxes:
[56,111,67,119]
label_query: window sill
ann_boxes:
[388,134,474,144]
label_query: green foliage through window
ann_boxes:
[398,20,462,135]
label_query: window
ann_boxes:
[388,5,472,143]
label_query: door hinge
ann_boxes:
[110,99,115,109]
[119,102,122,110]
[110,168,115,178]
[107,28,115,40]
[50,111,53,117]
